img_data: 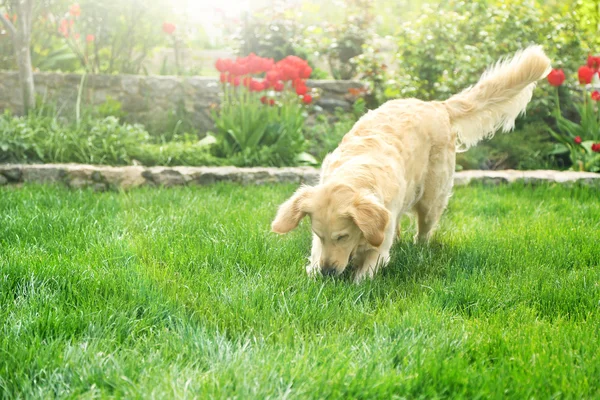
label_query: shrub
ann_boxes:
[320,0,375,80]
[304,99,366,162]
[393,0,588,122]
[234,6,312,63]
[455,122,562,171]
[0,111,219,166]
[132,138,223,167]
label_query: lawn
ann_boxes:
[1,183,599,398]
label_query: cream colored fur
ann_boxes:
[272,46,551,282]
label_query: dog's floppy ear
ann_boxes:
[271,186,314,234]
[350,194,390,247]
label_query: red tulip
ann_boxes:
[592,91,600,101]
[230,61,248,76]
[547,69,565,87]
[260,95,268,104]
[302,94,313,104]
[574,136,582,144]
[219,73,227,83]
[69,4,81,17]
[262,58,275,72]
[58,19,69,37]
[233,76,241,87]
[86,34,95,43]
[300,66,312,79]
[215,58,232,73]
[273,81,284,92]
[587,55,600,70]
[269,99,275,106]
[295,84,308,96]
[578,66,595,84]
[592,143,600,153]
[266,70,281,83]
[282,64,299,81]
[249,79,264,92]
[162,22,176,35]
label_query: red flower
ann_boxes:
[302,94,313,104]
[215,58,233,73]
[578,66,595,84]
[592,143,600,153]
[587,55,600,70]
[266,70,281,83]
[282,64,299,81]
[86,34,95,43]
[233,76,241,87]
[162,22,176,35]
[262,58,275,72]
[58,19,69,37]
[273,81,284,92]
[260,95,268,104]
[592,91,600,101]
[249,79,264,92]
[69,4,81,17]
[574,136,582,144]
[269,99,276,106]
[300,66,312,79]
[547,69,565,87]
[230,61,248,76]
[295,83,308,96]
[219,73,227,83]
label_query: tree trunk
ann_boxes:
[16,0,35,114]
[1,0,35,114]
[16,35,35,114]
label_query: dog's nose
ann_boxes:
[321,266,337,277]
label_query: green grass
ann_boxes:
[1,183,599,398]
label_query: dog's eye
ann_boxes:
[336,234,349,242]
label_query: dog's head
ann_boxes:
[271,182,390,276]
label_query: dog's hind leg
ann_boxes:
[414,151,455,243]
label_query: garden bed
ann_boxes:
[1,163,600,190]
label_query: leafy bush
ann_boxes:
[394,0,588,121]
[0,112,148,165]
[456,122,562,171]
[234,6,312,62]
[132,139,223,167]
[0,111,221,166]
[320,0,375,80]
[304,99,366,162]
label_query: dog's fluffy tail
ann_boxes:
[443,45,551,149]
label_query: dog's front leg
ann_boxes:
[353,224,395,283]
[306,234,322,277]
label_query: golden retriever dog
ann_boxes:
[272,46,551,282]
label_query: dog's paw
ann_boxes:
[306,262,320,278]
[353,266,376,284]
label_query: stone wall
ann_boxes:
[0,71,365,134]
[1,164,599,191]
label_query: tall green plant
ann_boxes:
[211,54,316,167]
